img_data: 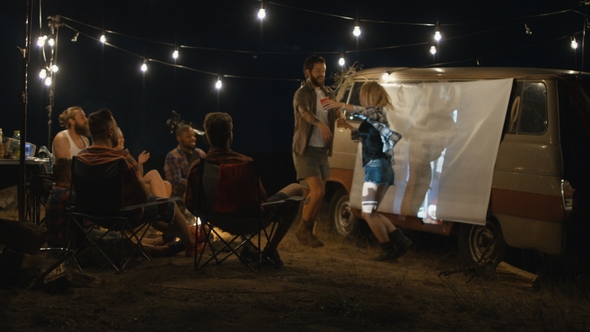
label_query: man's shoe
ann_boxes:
[262,248,284,268]
[295,220,323,248]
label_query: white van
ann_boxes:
[326,67,590,266]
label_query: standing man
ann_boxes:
[292,55,342,248]
[165,124,207,208]
[52,106,90,160]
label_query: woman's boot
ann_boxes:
[372,241,398,261]
[390,229,413,257]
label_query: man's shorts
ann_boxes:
[142,196,175,223]
[293,146,330,187]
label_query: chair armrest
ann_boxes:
[121,196,180,212]
[260,196,304,207]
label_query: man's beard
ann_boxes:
[310,75,324,87]
[74,122,90,137]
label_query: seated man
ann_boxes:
[52,106,90,162]
[186,112,303,267]
[76,108,196,257]
[165,124,206,208]
[45,157,76,246]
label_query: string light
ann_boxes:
[100,33,106,43]
[571,36,578,49]
[434,22,441,41]
[215,76,222,89]
[47,37,55,47]
[353,21,361,37]
[141,59,148,72]
[37,36,47,47]
[71,32,79,42]
[258,1,266,20]
[430,45,437,55]
[51,65,59,72]
[39,69,47,79]
[338,53,345,66]
[44,76,52,86]
[172,48,179,59]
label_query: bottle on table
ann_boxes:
[12,130,20,159]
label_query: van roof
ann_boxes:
[354,67,590,81]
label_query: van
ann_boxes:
[326,67,590,266]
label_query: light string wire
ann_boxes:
[42,2,589,83]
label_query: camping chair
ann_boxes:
[193,159,302,271]
[67,156,177,273]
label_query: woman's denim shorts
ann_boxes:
[363,158,394,186]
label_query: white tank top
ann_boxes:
[52,129,89,162]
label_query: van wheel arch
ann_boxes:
[457,217,508,267]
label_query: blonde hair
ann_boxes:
[58,106,82,128]
[359,81,392,109]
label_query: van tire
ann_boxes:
[457,218,508,267]
[329,188,359,237]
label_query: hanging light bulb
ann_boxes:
[39,69,47,79]
[172,48,179,59]
[47,38,55,47]
[215,76,223,90]
[353,24,361,37]
[430,46,437,55]
[51,65,59,73]
[338,53,345,66]
[100,33,106,43]
[44,76,52,86]
[258,1,266,19]
[434,22,441,41]
[37,36,47,47]
[141,59,148,72]
[571,36,579,49]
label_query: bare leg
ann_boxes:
[268,183,303,251]
[361,182,392,243]
[301,175,325,222]
[150,203,193,248]
[142,170,170,198]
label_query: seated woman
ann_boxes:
[115,128,172,198]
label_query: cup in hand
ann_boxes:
[320,97,330,111]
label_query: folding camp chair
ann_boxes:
[67,156,177,273]
[193,159,302,271]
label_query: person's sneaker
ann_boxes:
[262,248,284,268]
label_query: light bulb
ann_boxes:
[37,36,46,47]
[141,62,147,72]
[100,34,106,43]
[434,30,441,41]
[215,77,222,89]
[258,8,266,19]
[338,54,345,66]
[44,76,52,86]
[571,38,578,49]
[353,25,361,37]
[382,72,389,81]
[39,69,47,79]
[430,46,437,55]
[51,65,58,73]
[172,49,179,59]
[48,38,55,47]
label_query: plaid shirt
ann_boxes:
[164,147,203,191]
[45,185,73,246]
[185,148,267,214]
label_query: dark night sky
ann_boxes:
[0,0,585,159]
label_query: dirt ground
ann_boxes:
[1,186,590,331]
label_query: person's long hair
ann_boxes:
[360,81,393,110]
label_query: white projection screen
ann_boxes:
[349,79,513,225]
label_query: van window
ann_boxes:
[506,81,547,135]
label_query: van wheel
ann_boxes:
[457,219,507,267]
[329,188,359,237]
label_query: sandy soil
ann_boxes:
[1,186,590,332]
